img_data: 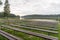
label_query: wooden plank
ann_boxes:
[0,30,23,40]
[8,24,58,31]
[1,25,58,40]
[10,24,58,34]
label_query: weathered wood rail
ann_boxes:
[0,30,23,40]
[1,25,58,40]
[20,24,58,31]
[0,21,58,31]
[9,24,58,34]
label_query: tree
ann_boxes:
[0,0,2,5]
[3,0,20,24]
[4,0,10,24]
[4,0,10,17]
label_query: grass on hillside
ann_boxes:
[11,26,57,37]
[0,21,57,37]
[0,35,8,40]
[58,23,60,40]
[1,27,45,40]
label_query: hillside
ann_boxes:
[22,14,59,20]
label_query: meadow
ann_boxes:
[0,18,58,40]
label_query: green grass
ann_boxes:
[13,21,58,31]
[58,23,60,40]
[11,26,58,37]
[22,27,58,37]
[0,22,57,37]
[17,24,58,31]
[0,35,8,40]
[1,27,45,40]
[0,19,58,40]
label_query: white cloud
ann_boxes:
[0,0,60,16]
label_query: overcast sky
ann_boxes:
[0,0,60,16]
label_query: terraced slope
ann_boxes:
[0,19,58,40]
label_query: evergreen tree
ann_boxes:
[0,0,2,5]
[4,0,10,24]
[4,0,10,17]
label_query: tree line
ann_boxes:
[22,14,59,20]
[0,12,20,18]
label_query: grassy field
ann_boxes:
[0,35,8,40]
[0,18,58,40]
[10,25,57,37]
[58,23,60,40]
[1,27,45,40]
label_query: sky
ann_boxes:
[0,0,60,16]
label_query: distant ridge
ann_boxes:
[21,14,59,20]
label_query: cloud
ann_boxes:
[1,0,60,16]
